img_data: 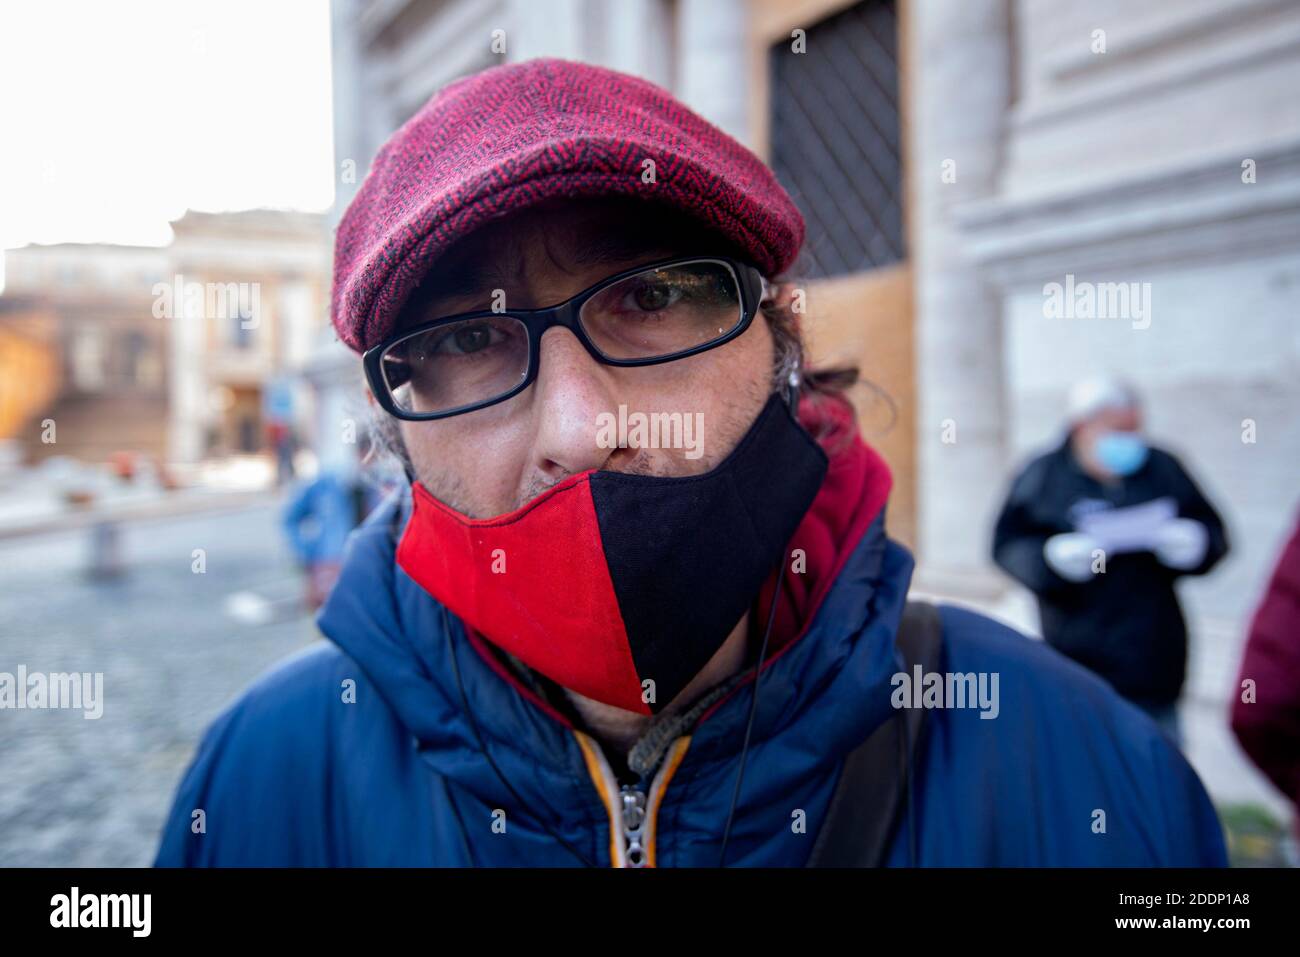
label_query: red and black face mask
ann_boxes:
[395,393,829,715]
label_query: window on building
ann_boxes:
[233,314,253,349]
[122,329,161,389]
[229,283,257,350]
[768,0,903,278]
[70,326,106,391]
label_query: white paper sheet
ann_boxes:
[1076,496,1177,554]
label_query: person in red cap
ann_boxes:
[157,58,1225,867]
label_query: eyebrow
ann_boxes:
[422,260,513,305]
[408,232,681,319]
[567,232,677,269]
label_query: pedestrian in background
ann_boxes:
[992,376,1230,743]
[282,437,379,609]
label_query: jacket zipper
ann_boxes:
[575,731,691,867]
[618,777,650,868]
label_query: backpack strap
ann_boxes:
[806,600,944,867]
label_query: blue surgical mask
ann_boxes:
[1094,431,1148,476]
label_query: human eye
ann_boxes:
[426,319,514,357]
[617,276,686,317]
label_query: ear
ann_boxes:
[762,279,796,311]
[762,281,807,337]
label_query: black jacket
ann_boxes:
[992,438,1229,705]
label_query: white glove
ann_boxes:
[1153,518,1208,570]
[1044,533,1103,583]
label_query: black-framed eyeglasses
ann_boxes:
[363,255,766,421]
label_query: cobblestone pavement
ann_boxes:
[0,501,319,866]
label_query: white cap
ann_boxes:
[1065,375,1140,425]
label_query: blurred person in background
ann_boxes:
[992,376,1230,744]
[156,61,1225,868]
[1231,512,1300,834]
[265,378,300,486]
[282,433,380,609]
[266,420,298,487]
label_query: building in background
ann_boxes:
[0,210,331,470]
[0,296,62,454]
[329,0,1300,817]
[165,210,331,466]
[0,242,171,464]
[907,0,1300,819]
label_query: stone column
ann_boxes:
[508,0,586,61]
[676,0,751,146]
[167,269,207,465]
[604,0,676,90]
[910,0,1012,593]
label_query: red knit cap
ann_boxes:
[331,57,805,353]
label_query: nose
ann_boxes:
[524,326,625,481]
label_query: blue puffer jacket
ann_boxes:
[155,485,1227,867]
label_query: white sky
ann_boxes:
[0,0,335,251]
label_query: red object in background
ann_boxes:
[1231,513,1300,829]
[110,450,136,480]
[150,454,179,490]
